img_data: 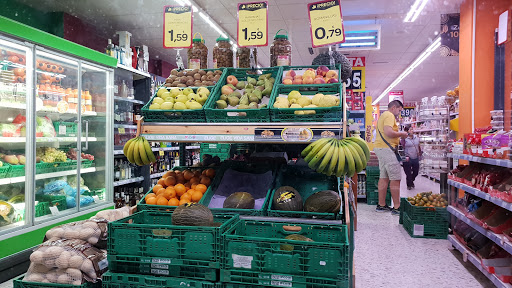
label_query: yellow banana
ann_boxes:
[326,140,340,176]
[142,137,157,163]
[301,137,329,157]
[138,138,151,165]
[344,140,364,173]
[308,139,334,170]
[346,139,368,168]
[317,140,337,174]
[335,140,346,177]
[132,138,144,166]
[123,138,136,157]
[126,137,138,164]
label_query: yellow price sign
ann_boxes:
[237,1,268,47]
[163,5,193,49]
[307,0,345,48]
[118,127,125,134]
[159,150,165,156]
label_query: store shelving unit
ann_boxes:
[448,153,512,168]
[113,176,145,187]
[448,180,512,210]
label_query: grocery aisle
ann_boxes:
[355,171,492,288]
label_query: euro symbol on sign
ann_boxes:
[312,5,316,9]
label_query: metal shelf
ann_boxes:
[113,96,145,105]
[357,195,366,199]
[151,147,179,152]
[114,123,137,129]
[186,145,200,149]
[448,180,512,212]
[116,63,150,80]
[0,136,104,143]
[113,176,144,187]
[448,235,512,288]
[448,153,512,169]
[150,172,165,179]
[0,102,99,116]
[415,128,444,133]
[113,150,124,155]
[0,167,99,185]
[447,205,512,255]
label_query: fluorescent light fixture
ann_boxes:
[337,24,381,51]
[175,0,185,5]
[339,42,376,47]
[345,36,376,40]
[404,0,429,22]
[0,38,28,52]
[372,37,441,105]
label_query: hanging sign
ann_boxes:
[237,2,268,47]
[307,0,346,48]
[163,5,193,49]
[345,57,365,92]
[389,90,404,104]
[440,13,459,56]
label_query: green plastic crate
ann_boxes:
[102,272,219,288]
[8,164,24,177]
[53,121,78,137]
[269,84,343,122]
[402,211,448,239]
[221,272,349,288]
[107,211,237,275]
[275,64,342,87]
[222,218,349,285]
[141,69,226,123]
[201,151,230,162]
[35,201,49,218]
[400,197,449,221]
[35,194,67,211]
[267,165,342,219]
[81,159,94,168]
[0,163,10,178]
[37,161,59,173]
[204,67,282,123]
[201,143,231,154]
[138,166,220,212]
[366,189,391,206]
[365,166,380,177]
[199,161,277,216]
[83,188,105,201]
[13,275,101,288]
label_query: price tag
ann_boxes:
[163,5,193,49]
[59,125,66,136]
[237,2,268,47]
[307,0,345,48]
[49,206,60,216]
[159,150,165,156]
[118,127,125,134]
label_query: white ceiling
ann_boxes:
[17,0,462,105]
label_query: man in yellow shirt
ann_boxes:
[374,100,408,215]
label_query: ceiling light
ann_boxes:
[404,0,429,22]
[339,42,376,47]
[337,24,381,50]
[372,37,440,105]
[345,36,376,40]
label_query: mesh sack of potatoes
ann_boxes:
[24,263,84,285]
[91,206,130,222]
[28,239,108,283]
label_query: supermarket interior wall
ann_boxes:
[0,0,63,36]
[63,12,109,55]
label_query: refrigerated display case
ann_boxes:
[0,17,115,254]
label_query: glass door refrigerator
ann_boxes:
[0,17,115,259]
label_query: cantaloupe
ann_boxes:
[272,186,303,211]
[223,192,255,209]
[304,190,341,213]
[172,203,214,226]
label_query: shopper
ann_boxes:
[401,126,421,190]
[374,100,408,215]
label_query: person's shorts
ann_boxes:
[374,148,402,181]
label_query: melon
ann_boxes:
[172,203,214,226]
[304,190,341,213]
[280,234,314,251]
[223,192,255,209]
[272,186,303,211]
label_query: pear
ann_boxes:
[174,102,186,110]
[182,88,194,96]
[153,97,164,105]
[164,97,175,103]
[185,100,199,109]
[169,88,182,97]
[216,100,228,109]
[187,93,198,101]
[248,102,259,109]
[238,104,250,109]
[227,84,236,91]
[188,101,203,109]
[249,95,259,103]
[252,90,262,100]
[197,87,210,96]
[236,81,246,90]
[220,94,228,101]
[230,91,242,98]
[160,102,174,110]
[176,95,188,103]
[156,88,168,98]
[228,96,240,107]
[149,103,161,110]
[297,96,312,107]
[161,91,171,99]
[196,93,208,105]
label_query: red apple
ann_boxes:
[314,77,326,84]
[316,65,329,77]
[328,78,339,84]
[286,70,296,78]
[221,85,234,95]
[303,77,314,84]
[227,75,238,86]
[283,78,293,85]
[292,78,303,85]
[294,75,303,80]
[315,74,324,79]
[326,70,338,79]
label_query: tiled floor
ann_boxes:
[355,171,493,288]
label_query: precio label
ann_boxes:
[163,5,193,49]
[307,0,345,48]
[237,1,268,47]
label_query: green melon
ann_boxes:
[272,186,303,211]
[280,234,314,251]
[304,190,341,213]
[172,203,214,226]
[223,192,255,209]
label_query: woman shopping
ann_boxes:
[401,126,421,190]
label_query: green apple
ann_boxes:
[176,95,188,103]
[156,88,168,98]
[153,97,164,105]
[149,103,161,110]
[187,101,203,109]
[187,93,198,101]
[164,97,175,103]
[170,88,182,97]
[174,102,186,110]
[185,100,197,109]
[161,91,171,99]
[183,87,194,96]
[160,102,174,110]
[197,87,210,96]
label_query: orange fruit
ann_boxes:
[152,184,163,193]
[191,191,203,202]
[157,197,169,206]
[145,193,157,201]
[195,184,207,194]
[179,198,190,205]
[191,184,198,190]
[157,178,166,187]
[146,197,157,205]
[175,184,187,197]
[164,176,177,187]
[168,198,180,206]
[189,177,200,185]
[181,193,192,201]
[156,188,166,195]
[205,168,215,178]
[200,177,211,186]
[163,171,172,178]
[163,188,176,200]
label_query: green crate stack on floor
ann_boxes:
[399,198,449,239]
[365,166,391,206]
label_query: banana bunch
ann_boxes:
[123,136,156,166]
[301,137,370,177]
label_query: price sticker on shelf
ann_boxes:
[307,0,345,48]
[237,1,268,47]
[118,127,126,134]
[163,5,193,49]
[159,150,165,156]
[49,206,60,216]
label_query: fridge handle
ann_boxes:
[83,120,89,151]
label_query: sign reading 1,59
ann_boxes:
[237,1,268,47]
[163,5,193,49]
[307,0,345,48]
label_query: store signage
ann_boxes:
[307,0,346,48]
[440,13,459,56]
[163,5,193,49]
[254,127,340,142]
[498,10,511,45]
[345,57,365,92]
[389,90,404,104]
[401,107,415,118]
[237,1,268,47]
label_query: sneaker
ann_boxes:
[407,186,412,190]
[376,205,392,212]
[391,208,400,216]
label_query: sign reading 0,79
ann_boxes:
[307,0,345,48]
[163,5,193,49]
[237,2,268,47]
